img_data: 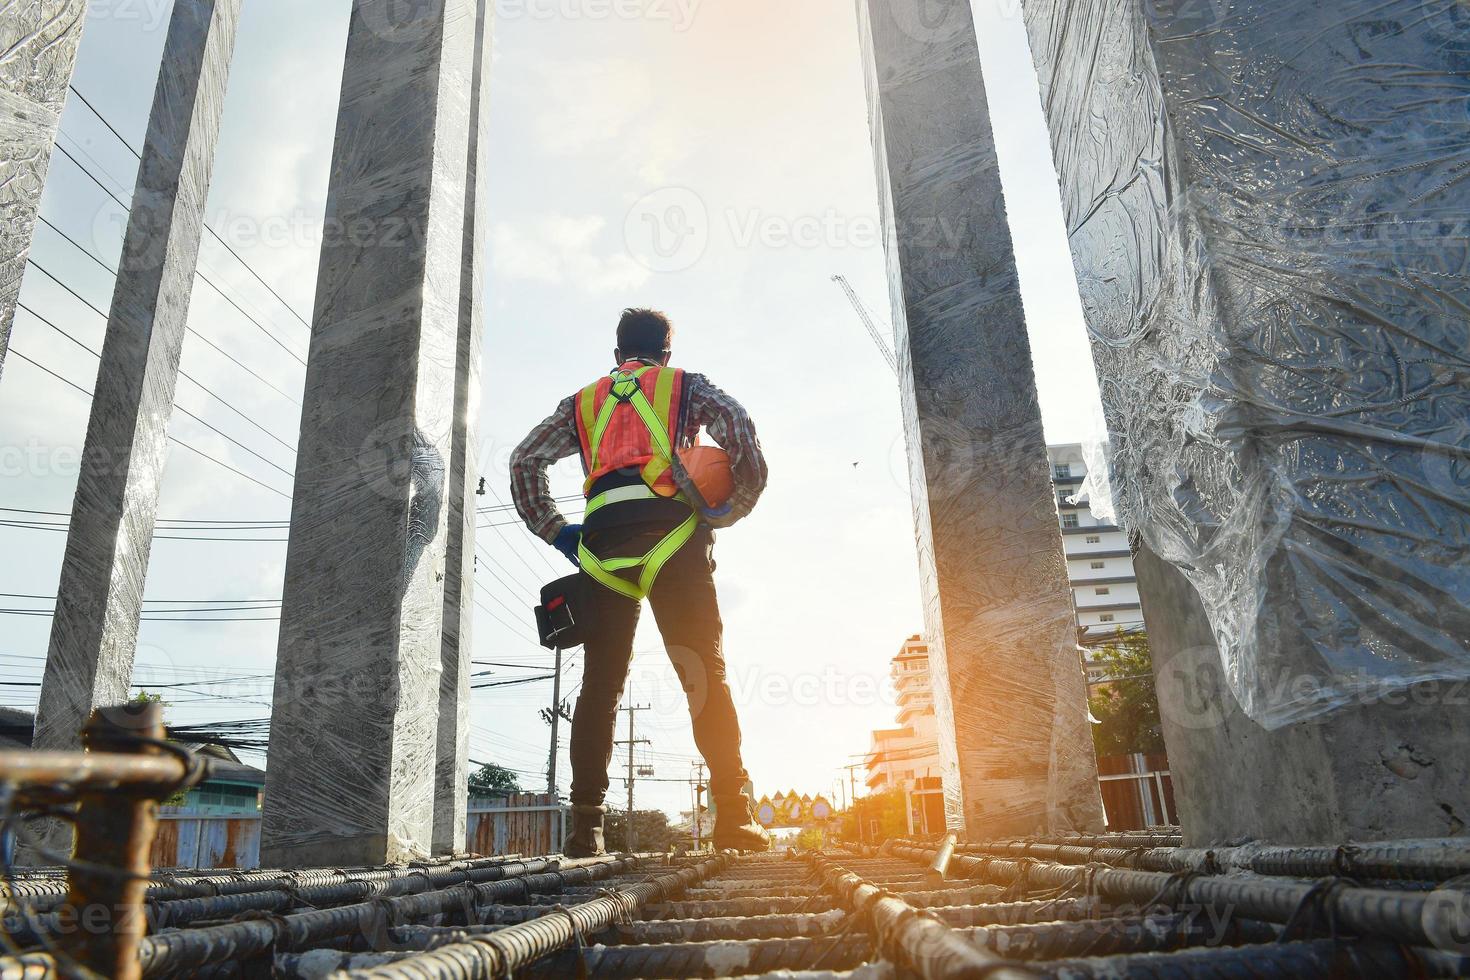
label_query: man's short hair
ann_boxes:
[617,308,673,358]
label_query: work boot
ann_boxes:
[712,794,772,853]
[564,804,606,858]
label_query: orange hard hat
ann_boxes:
[679,445,735,509]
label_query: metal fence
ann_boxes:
[468,794,566,857]
[149,795,569,870]
[1097,752,1176,829]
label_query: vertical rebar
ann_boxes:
[63,703,169,980]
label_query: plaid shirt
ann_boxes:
[510,367,769,542]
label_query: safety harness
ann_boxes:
[576,365,699,601]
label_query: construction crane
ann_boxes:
[832,274,898,376]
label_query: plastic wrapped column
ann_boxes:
[0,1,88,380]
[1019,0,1470,727]
[261,0,477,868]
[433,0,492,856]
[33,0,241,756]
[856,0,1103,837]
[1019,0,1470,839]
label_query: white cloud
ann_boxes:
[492,215,651,293]
[520,58,689,183]
[529,59,653,156]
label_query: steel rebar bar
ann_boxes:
[890,843,1470,950]
[530,935,874,979]
[1031,938,1470,979]
[806,854,1037,980]
[332,854,728,979]
[136,857,641,977]
[957,913,1279,960]
[953,839,1470,882]
[642,896,841,919]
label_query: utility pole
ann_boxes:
[615,702,650,853]
[841,762,865,843]
[546,645,563,796]
[691,761,706,850]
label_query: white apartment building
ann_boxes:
[1048,444,1145,647]
[864,636,945,834]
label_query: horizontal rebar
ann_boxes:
[0,954,56,980]
[891,843,1467,950]
[530,935,874,979]
[136,857,640,977]
[927,897,1103,927]
[1031,938,1470,979]
[146,858,560,929]
[957,913,1279,960]
[5,856,535,919]
[0,749,190,794]
[603,909,852,944]
[807,854,1035,980]
[336,855,728,979]
[954,839,1470,883]
[642,896,841,919]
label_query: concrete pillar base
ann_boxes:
[1138,544,1470,845]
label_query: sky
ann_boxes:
[0,0,1102,821]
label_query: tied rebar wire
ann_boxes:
[338,855,728,979]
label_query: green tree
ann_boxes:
[468,763,521,797]
[131,692,188,806]
[795,827,826,852]
[836,789,909,843]
[604,809,674,852]
[1087,632,1165,756]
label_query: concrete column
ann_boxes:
[1018,0,1470,843]
[261,0,477,869]
[0,1,89,380]
[432,0,492,857]
[33,0,241,754]
[856,0,1103,839]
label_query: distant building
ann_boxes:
[1048,444,1145,663]
[863,636,945,834]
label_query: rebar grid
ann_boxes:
[327,854,729,978]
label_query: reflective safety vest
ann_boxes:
[572,362,699,601]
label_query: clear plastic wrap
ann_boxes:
[0,1,88,374]
[262,0,479,866]
[859,0,1103,837]
[1022,0,1470,728]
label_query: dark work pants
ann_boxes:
[569,522,751,807]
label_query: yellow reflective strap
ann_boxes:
[578,544,643,601]
[637,512,699,596]
[577,508,699,601]
[585,394,620,476]
[585,484,659,520]
[651,366,677,427]
[628,390,673,458]
[578,383,598,442]
[585,486,688,520]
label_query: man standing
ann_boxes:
[511,308,771,855]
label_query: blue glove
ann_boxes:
[701,503,733,522]
[553,524,582,567]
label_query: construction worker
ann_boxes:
[510,308,772,855]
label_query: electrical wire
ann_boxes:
[49,141,308,365]
[18,297,297,459]
[67,83,316,333]
[5,349,292,499]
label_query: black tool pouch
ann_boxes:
[535,574,587,650]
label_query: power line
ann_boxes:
[35,212,304,406]
[17,294,293,478]
[5,349,292,499]
[49,140,308,365]
[67,83,316,333]
[18,296,297,457]
[0,508,286,527]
